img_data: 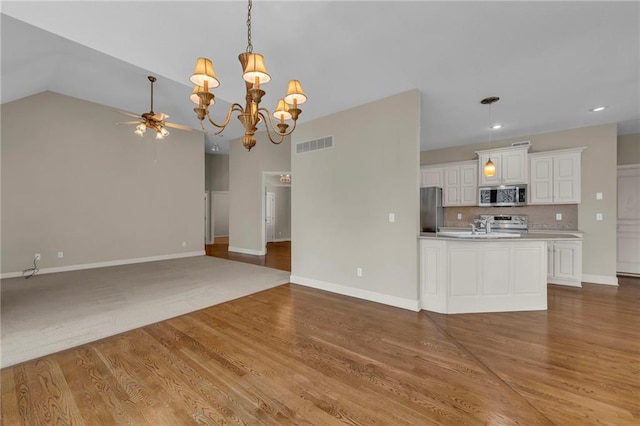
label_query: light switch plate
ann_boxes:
[457,213,462,220]
[389,213,395,223]
[556,213,562,221]
[596,192,603,200]
[596,213,603,221]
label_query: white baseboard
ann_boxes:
[269,238,291,243]
[582,274,619,286]
[228,246,266,256]
[290,275,420,312]
[0,251,205,279]
[548,278,582,287]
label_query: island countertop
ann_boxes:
[419,231,583,241]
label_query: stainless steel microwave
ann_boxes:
[478,185,527,207]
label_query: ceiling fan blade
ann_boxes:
[165,122,193,131]
[153,112,169,121]
[112,109,142,119]
[117,121,141,125]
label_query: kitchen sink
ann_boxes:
[437,231,521,239]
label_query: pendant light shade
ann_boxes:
[284,80,307,105]
[484,158,496,177]
[273,99,292,120]
[190,85,215,106]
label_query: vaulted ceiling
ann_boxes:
[2,1,638,154]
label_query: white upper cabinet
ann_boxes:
[420,166,443,188]
[529,148,584,204]
[476,146,529,186]
[442,161,477,206]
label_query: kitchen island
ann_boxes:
[418,232,582,314]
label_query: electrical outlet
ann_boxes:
[556,213,562,221]
[596,192,603,200]
[34,253,41,261]
[457,213,462,220]
[356,267,363,277]
[596,213,603,221]
[57,251,64,258]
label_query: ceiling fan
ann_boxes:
[117,75,192,139]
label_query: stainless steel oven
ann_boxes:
[478,185,527,207]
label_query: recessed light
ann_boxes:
[589,106,606,112]
[490,124,503,130]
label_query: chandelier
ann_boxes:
[189,0,307,151]
[280,174,291,184]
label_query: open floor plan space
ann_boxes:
[2,277,638,425]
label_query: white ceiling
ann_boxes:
[2,1,638,154]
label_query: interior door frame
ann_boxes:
[261,171,291,253]
[617,164,640,276]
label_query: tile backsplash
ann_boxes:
[444,204,579,230]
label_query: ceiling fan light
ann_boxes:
[284,80,307,105]
[242,53,271,85]
[190,57,220,89]
[484,158,496,177]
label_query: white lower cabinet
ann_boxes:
[547,240,582,287]
[419,239,547,314]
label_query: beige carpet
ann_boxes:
[0,256,289,368]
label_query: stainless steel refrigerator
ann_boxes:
[420,187,443,233]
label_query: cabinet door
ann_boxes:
[553,241,582,281]
[460,163,478,205]
[553,153,580,203]
[443,166,460,206]
[421,167,443,188]
[478,152,501,186]
[501,149,527,184]
[529,156,554,204]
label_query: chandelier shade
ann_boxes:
[284,80,307,106]
[274,99,292,121]
[188,0,307,151]
[190,57,220,89]
[242,53,271,86]
[190,85,214,106]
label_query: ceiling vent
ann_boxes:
[511,140,531,147]
[296,136,333,154]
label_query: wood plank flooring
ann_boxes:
[206,237,291,272]
[2,276,638,425]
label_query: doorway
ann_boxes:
[617,165,640,275]
[261,172,292,252]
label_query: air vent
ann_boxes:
[296,136,333,154]
[511,140,531,147]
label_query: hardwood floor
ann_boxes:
[2,276,638,425]
[206,237,291,272]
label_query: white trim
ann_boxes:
[582,274,619,286]
[228,246,266,256]
[617,163,640,171]
[548,278,582,287]
[1,251,205,279]
[290,275,420,312]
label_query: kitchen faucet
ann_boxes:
[472,217,492,234]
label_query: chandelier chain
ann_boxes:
[246,0,253,53]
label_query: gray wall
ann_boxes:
[228,132,291,254]
[421,123,618,281]
[1,91,204,273]
[291,89,421,307]
[205,153,229,191]
[618,133,640,165]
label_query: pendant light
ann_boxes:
[481,96,500,177]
